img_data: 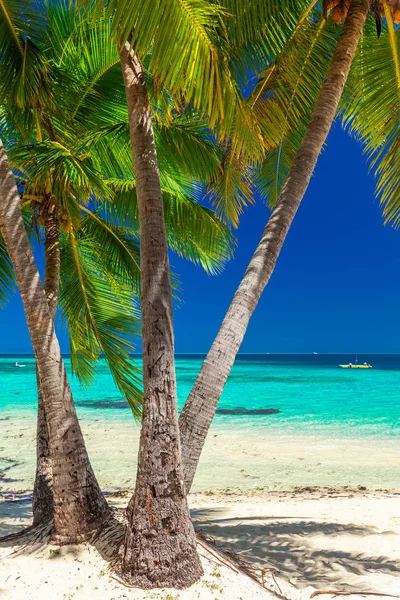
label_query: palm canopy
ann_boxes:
[1,1,398,300]
[245,2,399,229]
[81,0,333,209]
[0,0,237,412]
[86,0,397,231]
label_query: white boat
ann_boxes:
[15,362,26,368]
[339,357,372,369]
[339,363,372,369]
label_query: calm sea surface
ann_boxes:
[1,354,400,492]
[1,354,400,437]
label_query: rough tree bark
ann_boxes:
[179,0,371,491]
[117,44,203,588]
[32,199,60,525]
[0,142,111,543]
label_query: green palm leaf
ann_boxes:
[59,228,142,416]
[102,182,236,275]
[341,19,400,226]
[84,0,231,128]
[0,0,54,129]
[0,232,15,307]
[253,10,339,206]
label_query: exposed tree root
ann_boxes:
[311,591,400,598]
[196,540,239,573]
[196,529,283,596]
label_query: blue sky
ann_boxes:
[1,125,399,354]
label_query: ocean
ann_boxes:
[1,354,400,493]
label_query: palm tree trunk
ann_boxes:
[0,141,111,543]
[117,44,202,588]
[32,200,60,525]
[179,0,370,492]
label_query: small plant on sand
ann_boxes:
[202,579,223,593]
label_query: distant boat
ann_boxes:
[339,358,372,369]
[312,352,318,355]
[15,362,26,368]
[339,364,372,369]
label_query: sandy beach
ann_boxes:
[1,487,400,599]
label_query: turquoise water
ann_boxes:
[1,353,400,437]
[2,354,400,492]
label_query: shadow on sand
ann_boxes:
[192,508,400,592]
[2,494,400,595]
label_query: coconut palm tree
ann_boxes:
[0,148,112,543]
[0,0,113,543]
[80,0,319,585]
[179,0,400,491]
[0,0,237,530]
[117,45,204,588]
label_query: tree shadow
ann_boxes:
[192,510,400,591]
[0,503,125,566]
[0,493,33,537]
[92,510,126,563]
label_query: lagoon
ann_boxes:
[1,354,400,493]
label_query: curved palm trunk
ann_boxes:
[0,142,110,543]
[179,0,370,492]
[117,45,202,588]
[32,201,60,525]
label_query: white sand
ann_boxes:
[0,538,276,600]
[0,493,291,600]
[1,489,400,600]
[192,489,400,595]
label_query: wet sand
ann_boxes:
[2,412,400,493]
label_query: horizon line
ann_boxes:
[1,352,399,356]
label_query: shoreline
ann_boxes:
[3,429,400,494]
[2,408,400,494]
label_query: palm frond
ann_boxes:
[0,232,15,307]
[78,207,141,290]
[206,148,255,227]
[0,0,55,128]
[59,229,142,416]
[9,141,113,214]
[252,12,339,206]
[154,115,221,184]
[102,183,236,274]
[226,0,318,78]
[163,190,237,274]
[341,20,400,226]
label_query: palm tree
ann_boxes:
[0,0,113,542]
[81,0,318,585]
[1,0,237,531]
[0,142,112,542]
[117,46,204,588]
[32,199,59,524]
[178,0,391,491]
[80,0,243,585]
